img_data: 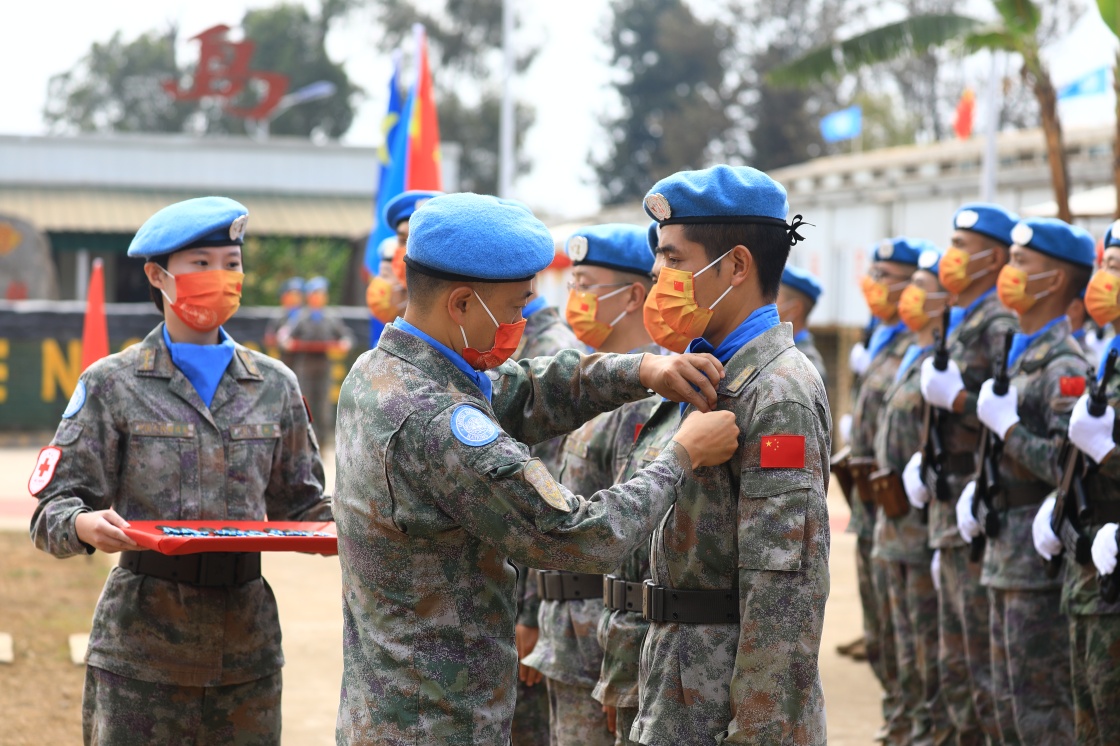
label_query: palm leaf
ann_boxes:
[1100,0,1120,37]
[768,13,981,87]
[993,0,1041,35]
[963,29,1020,55]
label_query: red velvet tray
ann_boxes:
[120,521,337,555]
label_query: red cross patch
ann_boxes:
[28,446,62,496]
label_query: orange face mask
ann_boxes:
[460,292,526,371]
[897,284,948,332]
[392,245,408,288]
[280,290,302,310]
[565,286,629,349]
[996,265,1056,314]
[642,289,690,353]
[938,247,994,295]
[651,250,733,340]
[160,268,243,332]
[366,276,398,324]
[860,275,909,321]
[1085,269,1120,327]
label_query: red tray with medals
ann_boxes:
[120,521,338,555]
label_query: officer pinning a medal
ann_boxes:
[28,196,333,745]
[332,192,740,746]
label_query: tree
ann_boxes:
[44,3,360,138]
[594,0,731,204]
[1098,0,1120,217]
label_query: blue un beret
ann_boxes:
[566,223,654,277]
[128,196,249,259]
[1104,219,1120,250]
[643,166,804,243]
[873,237,935,266]
[952,203,1020,246]
[305,276,329,293]
[281,277,305,295]
[781,265,823,303]
[405,193,555,282]
[647,221,659,253]
[1010,218,1095,269]
[383,190,444,229]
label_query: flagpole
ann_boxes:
[498,0,516,198]
[980,51,1001,202]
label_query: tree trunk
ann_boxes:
[1026,54,1072,223]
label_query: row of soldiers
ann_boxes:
[836,202,1120,745]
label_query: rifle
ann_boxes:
[919,308,953,523]
[969,329,1015,563]
[1047,349,1118,578]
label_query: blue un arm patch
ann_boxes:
[450,405,501,447]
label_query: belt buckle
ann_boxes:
[642,580,663,622]
[623,581,641,612]
[602,576,613,606]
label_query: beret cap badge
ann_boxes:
[567,235,589,262]
[1011,223,1034,247]
[229,214,249,241]
[918,249,940,270]
[955,209,979,230]
[879,239,894,260]
[645,193,672,222]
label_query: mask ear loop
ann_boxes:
[708,284,735,311]
[158,266,177,305]
[694,249,733,278]
[598,284,632,328]
[1026,269,1059,300]
[964,248,995,281]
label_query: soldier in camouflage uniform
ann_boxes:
[962,217,1094,743]
[629,166,831,745]
[520,224,659,746]
[778,264,828,386]
[851,237,921,739]
[914,203,1020,744]
[1041,223,1120,744]
[874,247,957,745]
[28,197,332,746]
[332,192,739,745]
[264,276,304,366]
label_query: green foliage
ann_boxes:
[1101,0,1120,35]
[852,90,921,149]
[240,235,353,306]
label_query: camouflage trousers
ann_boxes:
[858,536,886,686]
[82,665,281,746]
[614,706,639,746]
[872,556,905,743]
[512,678,550,746]
[1070,613,1120,746]
[937,544,998,744]
[883,559,954,746]
[545,678,614,746]
[988,587,1073,745]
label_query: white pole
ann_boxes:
[980,51,1002,202]
[498,0,516,198]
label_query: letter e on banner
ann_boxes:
[29,446,62,496]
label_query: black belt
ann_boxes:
[603,575,644,613]
[642,581,739,624]
[1088,501,1120,525]
[537,570,602,601]
[119,551,262,587]
[939,452,976,476]
[1003,484,1053,509]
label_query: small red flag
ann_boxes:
[1060,377,1086,397]
[673,280,685,292]
[80,258,109,372]
[760,435,806,469]
[634,423,643,442]
[953,88,975,140]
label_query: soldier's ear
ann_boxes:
[446,285,475,325]
[728,244,754,288]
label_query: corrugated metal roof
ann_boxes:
[0,187,373,239]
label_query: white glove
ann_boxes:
[839,413,853,444]
[850,342,871,377]
[1069,394,1117,464]
[931,549,941,592]
[920,357,965,411]
[1031,494,1062,561]
[977,379,1020,440]
[903,452,930,509]
[1092,523,1119,576]
[956,481,982,542]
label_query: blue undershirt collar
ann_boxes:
[682,304,780,414]
[868,321,908,361]
[1008,316,1066,370]
[162,325,237,408]
[522,296,548,319]
[394,319,493,402]
[897,343,932,382]
[961,287,997,320]
[793,329,810,345]
[1072,327,1086,342]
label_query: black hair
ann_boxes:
[681,222,791,302]
[146,254,169,313]
[404,264,474,311]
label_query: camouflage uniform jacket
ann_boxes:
[516,305,584,626]
[873,346,936,565]
[29,323,331,687]
[926,288,1019,549]
[333,324,689,746]
[795,330,828,388]
[593,398,679,709]
[982,317,1090,591]
[848,327,912,540]
[281,306,354,346]
[525,344,661,688]
[633,323,831,746]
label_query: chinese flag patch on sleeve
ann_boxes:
[1060,377,1086,397]
[760,435,806,469]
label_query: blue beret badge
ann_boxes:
[62,380,86,419]
[568,235,589,262]
[450,405,500,447]
[646,193,672,222]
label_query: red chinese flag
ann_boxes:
[634,423,643,442]
[1060,376,1087,397]
[953,88,975,141]
[80,258,109,372]
[405,26,443,190]
[760,435,806,469]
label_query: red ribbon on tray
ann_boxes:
[121,520,337,555]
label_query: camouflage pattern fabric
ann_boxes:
[282,306,354,436]
[873,556,906,744]
[593,399,678,712]
[1070,614,1120,745]
[518,306,585,477]
[29,324,331,689]
[511,680,549,746]
[795,331,829,388]
[82,666,282,746]
[333,324,688,745]
[614,706,640,746]
[632,323,832,746]
[545,678,615,746]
